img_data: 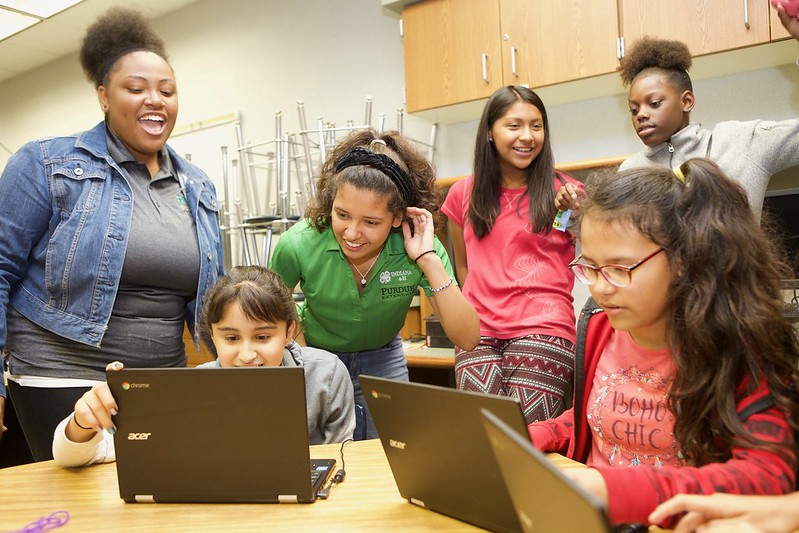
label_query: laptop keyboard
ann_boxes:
[310,459,336,495]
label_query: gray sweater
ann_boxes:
[620,120,799,221]
[198,341,355,445]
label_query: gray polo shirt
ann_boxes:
[6,127,201,380]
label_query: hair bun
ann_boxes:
[79,6,168,86]
[619,36,692,87]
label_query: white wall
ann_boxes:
[2,0,799,181]
[0,0,431,173]
[436,63,799,178]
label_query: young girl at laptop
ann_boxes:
[528,159,799,526]
[442,85,582,425]
[52,266,356,467]
[270,130,480,439]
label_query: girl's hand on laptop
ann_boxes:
[650,492,799,533]
[65,361,123,442]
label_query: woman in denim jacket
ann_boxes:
[0,7,224,460]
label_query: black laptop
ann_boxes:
[360,375,528,533]
[107,366,334,503]
[481,408,647,533]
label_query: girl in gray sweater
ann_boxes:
[52,267,355,467]
[557,6,799,221]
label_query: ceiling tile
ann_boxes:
[0,0,203,84]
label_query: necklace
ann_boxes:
[349,249,382,286]
[501,192,515,210]
[501,189,523,211]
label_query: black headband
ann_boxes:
[334,147,415,207]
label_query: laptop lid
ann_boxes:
[108,366,318,503]
[360,375,527,533]
[480,408,613,533]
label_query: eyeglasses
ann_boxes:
[569,248,665,288]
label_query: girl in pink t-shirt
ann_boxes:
[441,86,583,424]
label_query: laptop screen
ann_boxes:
[361,375,527,533]
[108,367,320,503]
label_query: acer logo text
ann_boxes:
[128,433,152,440]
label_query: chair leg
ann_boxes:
[248,230,262,266]
[264,227,274,267]
[235,190,253,267]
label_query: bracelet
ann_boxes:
[430,277,454,294]
[414,249,436,263]
[72,413,93,431]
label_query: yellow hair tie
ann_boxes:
[673,165,686,184]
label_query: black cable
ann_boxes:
[317,438,352,499]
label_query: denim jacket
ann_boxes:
[0,122,225,397]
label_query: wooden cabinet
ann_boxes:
[403,0,502,111]
[500,0,619,88]
[403,0,620,112]
[618,0,771,56]
[402,0,792,114]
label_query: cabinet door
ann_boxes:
[619,0,771,56]
[403,0,503,112]
[500,0,620,87]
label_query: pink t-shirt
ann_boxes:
[441,176,578,342]
[586,330,684,469]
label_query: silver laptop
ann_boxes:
[481,408,647,533]
[107,367,334,503]
[360,375,527,533]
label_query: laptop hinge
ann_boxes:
[134,495,155,503]
[278,495,299,503]
[410,497,426,508]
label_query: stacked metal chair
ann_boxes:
[221,97,438,268]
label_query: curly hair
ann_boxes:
[199,266,299,354]
[619,36,693,92]
[79,6,169,87]
[305,129,442,231]
[471,85,558,238]
[583,158,799,466]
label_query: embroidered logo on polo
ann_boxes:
[379,269,413,284]
[378,269,416,300]
[176,192,190,214]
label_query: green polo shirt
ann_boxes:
[270,219,456,353]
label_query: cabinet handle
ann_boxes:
[481,53,489,82]
[511,46,517,77]
[743,0,750,29]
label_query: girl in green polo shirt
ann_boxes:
[271,130,480,440]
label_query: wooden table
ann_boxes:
[404,342,455,368]
[1,439,585,532]
[404,342,456,387]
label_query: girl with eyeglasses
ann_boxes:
[528,159,799,528]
